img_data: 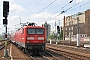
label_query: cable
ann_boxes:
[40,0,73,26]
[45,0,85,24]
[55,0,73,14]
[28,0,57,21]
[44,0,73,22]
[37,0,57,14]
[58,0,85,15]
[23,0,42,19]
[70,1,90,12]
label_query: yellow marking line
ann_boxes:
[10,44,13,60]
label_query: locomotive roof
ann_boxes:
[23,26,45,29]
[15,26,45,31]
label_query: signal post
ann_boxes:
[3,1,9,58]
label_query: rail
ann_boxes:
[46,44,90,60]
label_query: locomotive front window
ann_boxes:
[36,29,44,34]
[27,28,35,34]
[27,28,44,34]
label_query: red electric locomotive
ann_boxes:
[10,22,46,54]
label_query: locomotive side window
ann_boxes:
[22,29,24,34]
[27,28,35,34]
[36,29,44,34]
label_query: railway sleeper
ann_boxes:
[60,52,83,60]
[47,48,79,60]
[57,48,89,60]
[47,46,90,58]
[47,48,89,60]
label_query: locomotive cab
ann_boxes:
[26,27,46,53]
[24,23,46,53]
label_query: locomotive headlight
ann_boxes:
[27,41,29,43]
[43,41,45,43]
[27,37,34,40]
[38,37,44,40]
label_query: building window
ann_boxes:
[72,21,73,25]
[71,27,73,30]
[65,32,67,36]
[71,32,73,35]
[65,28,67,31]
[69,32,70,36]
[69,27,71,30]
[67,16,70,21]
[69,21,73,25]
[85,35,87,37]
[69,27,73,31]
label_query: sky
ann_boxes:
[0,0,90,34]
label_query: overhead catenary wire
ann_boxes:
[37,0,57,14]
[55,0,73,14]
[45,0,85,25]
[58,0,85,15]
[28,0,73,22]
[23,0,42,19]
[28,0,85,24]
[40,0,73,28]
[70,1,90,12]
[44,0,73,22]
[28,0,57,21]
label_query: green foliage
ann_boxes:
[49,30,63,40]
[0,36,3,40]
[48,33,57,39]
[60,30,63,40]
[48,35,53,39]
[58,30,63,40]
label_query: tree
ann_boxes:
[60,30,63,40]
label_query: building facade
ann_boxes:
[63,9,90,40]
[85,9,90,37]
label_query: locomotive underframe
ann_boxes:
[25,43,46,52]
[15,41,45,53]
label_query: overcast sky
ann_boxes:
[0,0,90,34]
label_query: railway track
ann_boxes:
[9,42,67,60]
[47,43,90,54]
[0,40,10,50]
[0,42,11,60]
[27,53,46,60]
[43,51,61,60]
[27,51,62,60]
[10,43,67,60]
[1,41,89,60]
[0,43,5,50]
[45,50,69,60]
[46,44,90,60]
[40,51,59,60]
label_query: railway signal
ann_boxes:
[3,1,9,58]
[3,1,9,12]
[57,26,60,34]
[3,19,8,24]
[5,34,7,38]
[3,1,9,17]
[3,1,9,37]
